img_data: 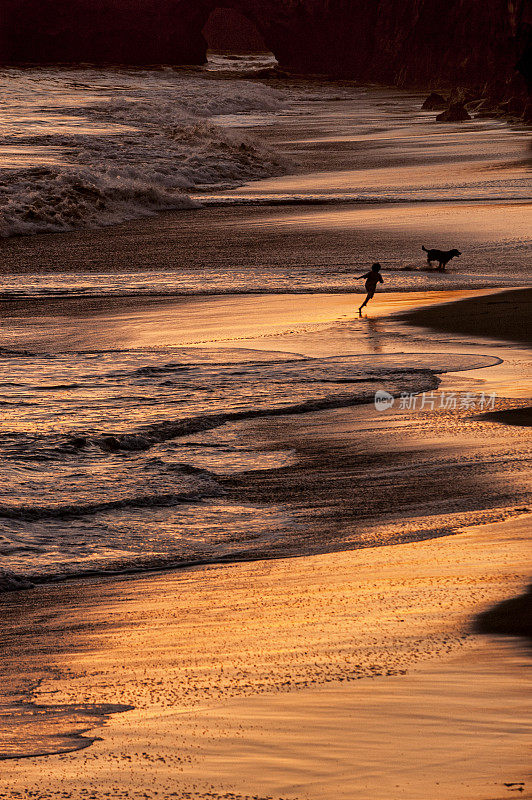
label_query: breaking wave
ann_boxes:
[0,69,287,237]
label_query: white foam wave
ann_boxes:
[0,70,287,236]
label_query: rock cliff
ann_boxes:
[1,0,530,101]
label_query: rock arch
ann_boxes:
[0,0,530,103]
[202,7,268,53]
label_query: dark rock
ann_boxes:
[465,98,487,112]
[472,407,532,427]
[517,24,532,92]
[0,568,34,592]
[69,436,87,448]
[0,0,208,65]
[0,0,530,114]
[421,92,448,110]
[473,98,499,116]
[202,7,267,53]
[436,102,472,121]
[450,87,483,104]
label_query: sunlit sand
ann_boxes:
[2,514,530,799]
[0,288,503,351]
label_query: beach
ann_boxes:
[1,287,532,799]
[0,511,531,799]
[1,64,531,799]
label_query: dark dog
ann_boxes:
[422,246,461,270]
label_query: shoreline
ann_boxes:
[0,287,501,353]
[1,290,530,797]
[1,286,525,353]
[1,286,530,587]
[1,199,531,278]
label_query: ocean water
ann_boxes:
[1,61,531,296]
[0,342,502,591]
[1,57,530,591]
[0,65,285,237]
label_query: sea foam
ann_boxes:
[0,69,286,236]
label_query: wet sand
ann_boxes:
[1,200,531,279]
[1,514,530,798]
[0,287,496,352]
[1,288,531,799]
[4,287,530,407]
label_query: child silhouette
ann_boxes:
[356,263,383,314]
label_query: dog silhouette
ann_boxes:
[422,246,461,270]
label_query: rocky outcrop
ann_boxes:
[436,102,471,121]
[0,1,207,65]
[1,1,531,103]
[421,92,448,110]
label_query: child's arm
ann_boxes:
[378,274,384,283]
[356,272,371,279]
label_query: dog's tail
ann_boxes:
[421,245,428,252]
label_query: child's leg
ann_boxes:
[359,290,374,311]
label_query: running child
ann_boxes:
[356,262,383,314]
